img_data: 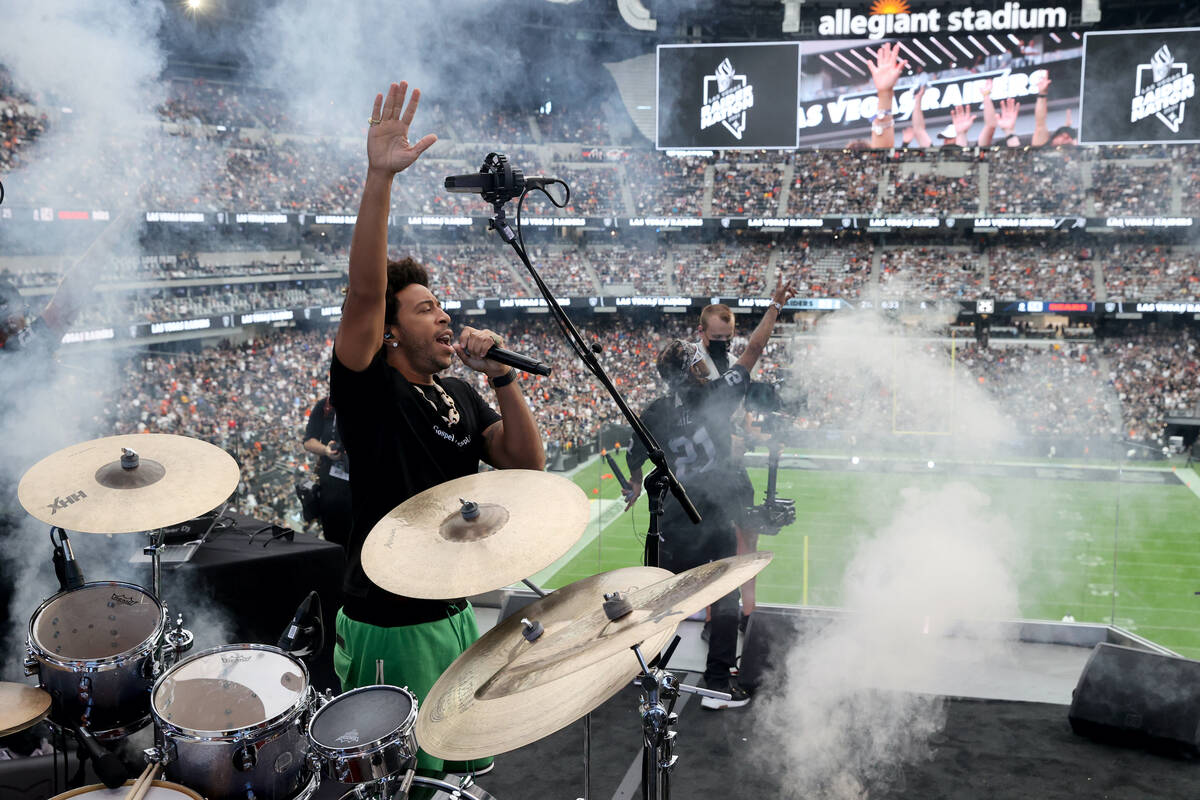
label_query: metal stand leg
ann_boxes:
[583,713,591,800]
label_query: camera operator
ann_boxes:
[624,278,794,709]
[302,395,352,548]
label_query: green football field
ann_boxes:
[541,455,1200,659]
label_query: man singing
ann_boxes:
[329,82,545,779]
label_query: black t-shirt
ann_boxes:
[627,364,750,531]
[330,348,502,626]
[304,397,346,481]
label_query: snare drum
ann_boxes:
[50,779,203,800]
[151,644,312,800]
[26,582,164,739]
[307,685,418,784]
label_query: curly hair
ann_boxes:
[384,257,431,326]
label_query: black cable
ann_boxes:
[514,185,599,372]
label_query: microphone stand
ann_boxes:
[485,199,700,569]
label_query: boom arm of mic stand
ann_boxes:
[487,201,701,529]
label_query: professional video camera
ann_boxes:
[742,381,797,536]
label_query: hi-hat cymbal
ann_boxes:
[471,551,773,700]
[361,469,589,599]
[17,434,240,534]
[0,682,52,736]
[416,567,675,761]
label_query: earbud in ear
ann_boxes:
[383,332,394,339]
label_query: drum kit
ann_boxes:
[6,434,773,800]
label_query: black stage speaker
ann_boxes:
[738,610,803,693]
[1068,642,1200,757]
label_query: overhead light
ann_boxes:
[782,0,801,33]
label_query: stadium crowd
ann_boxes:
[1102,329,1200,446]
[63,308,1200,532]
[0,68,45,172]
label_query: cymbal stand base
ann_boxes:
[631,644,733,800]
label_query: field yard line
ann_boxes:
[792,452,1182,474]
[1174,466,1200,502]
[527,492,628,586]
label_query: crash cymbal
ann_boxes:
[17,434,240,534]
[0,683,52,736]
[416,566,675,760]
[472,551,773,700]
[361,469,589,599]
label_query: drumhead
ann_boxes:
[50,780,203,800]
[31,583,161,661]
[153,645,308,734]
[309,685,414,750]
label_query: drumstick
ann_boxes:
[125,762,160,800]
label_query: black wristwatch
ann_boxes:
[490,369,517,389]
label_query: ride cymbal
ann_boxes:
[17,434,240,534]
[360,469,589,599]
[474,551,773,699]
[416,566,675,760]
[0,682,52,736]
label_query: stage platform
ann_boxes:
[450,600,1200,799]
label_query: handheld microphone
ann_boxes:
[52,528,86,592]
[76,727,127,789]
[485,344,552,377]
[602,448,632,492]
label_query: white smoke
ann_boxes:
[0,0,218,676]
[754,311,1031,798]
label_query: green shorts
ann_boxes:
[333,606,494,779]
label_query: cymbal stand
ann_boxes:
[144,529,193,673]
[522,577,592,800]
[630,643,731,800]
[144,528,165,601]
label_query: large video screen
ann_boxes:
[657,42,801,150]
[798,31,1082,148]
[1079,28,1200,145]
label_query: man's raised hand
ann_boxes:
[367,82,438,176]
[771,276,797,308]
[997,98,1021,133]
[951,105,976,137]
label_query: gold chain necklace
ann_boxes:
[415,379,461,428]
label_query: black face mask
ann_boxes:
[707,339,729,359]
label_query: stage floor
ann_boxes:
[458,687,1200,800]
[437,611,1198,799]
